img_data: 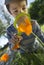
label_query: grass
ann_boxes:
[41,25,44,32]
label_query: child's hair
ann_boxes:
[5,0,27,13]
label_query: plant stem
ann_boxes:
[32,32,44,47]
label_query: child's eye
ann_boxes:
[22,7,26,10]
[14,10,18,12]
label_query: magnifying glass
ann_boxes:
[13,13,44,46]
[13,13,32,36]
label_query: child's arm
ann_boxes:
[7,24,22,49]
[32,20,44,43]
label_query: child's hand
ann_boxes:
[9,33,23,44]
[9,34,23,50]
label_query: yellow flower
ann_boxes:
[13,13,32,36]
[17,16,32,36]
[0,53,9,62]
[12,43,20,50]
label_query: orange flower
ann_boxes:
[17,16,32,36]
[0,53,9,62]
[12,43,20,50]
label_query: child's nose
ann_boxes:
[20,9,24,13]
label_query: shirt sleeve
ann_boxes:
[6,24,18,50]
[33,20,44,43]
[7,24,17,40]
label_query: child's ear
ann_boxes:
[6,4,12,14]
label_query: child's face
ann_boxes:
[9,0,27,17]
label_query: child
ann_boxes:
[5,0,44,52]
[0,0,44,64]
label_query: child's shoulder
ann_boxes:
[7,24,16,32]
[31,19,40,33]
[7,24,13,30]
[31,19,37,24]
[31,19,39,27]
